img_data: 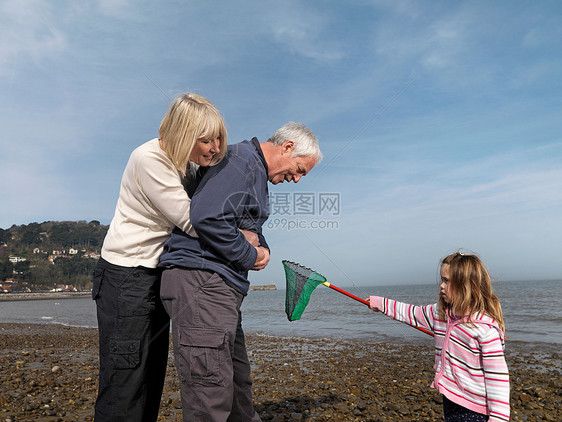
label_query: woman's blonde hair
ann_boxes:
[438,252,505,333]
[159,93,227,175]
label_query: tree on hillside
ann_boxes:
[0,221,107,287]
[30,260,61,287]
[21,223,42,246]
[49,223,72,246]
[0,259,13,281]
[54,255,97,289]
[13,260,30,279]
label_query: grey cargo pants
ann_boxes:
[160,268,261,422]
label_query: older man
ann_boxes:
[159,122,322,421]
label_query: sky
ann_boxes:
[1,0,561,288]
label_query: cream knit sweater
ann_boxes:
[101,138,197,268]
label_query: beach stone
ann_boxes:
[386,403,400,411]
[333,402,349,412]
[398,407,410,415]
[519,392,531,405]
[355,401,367,411]
[1,323,561,422]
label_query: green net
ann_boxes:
[283,260,327,321]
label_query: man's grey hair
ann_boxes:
[267,122,323,164]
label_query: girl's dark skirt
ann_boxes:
[443,396,489,422]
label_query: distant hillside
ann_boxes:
[0,221,108,291]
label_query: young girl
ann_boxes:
[368,252,510,422]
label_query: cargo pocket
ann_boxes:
[109,339,141,369]
[178,328,227,386]
[92,267,104,300]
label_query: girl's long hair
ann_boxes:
[438,252,505,333]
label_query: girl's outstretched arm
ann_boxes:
[369,296,437,333]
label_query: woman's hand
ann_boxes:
[240,229,259,247]
[252,246,270,271]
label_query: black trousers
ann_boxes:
[92,258,170,422]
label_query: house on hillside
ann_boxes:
[1,279,16,293]
[49,250,66,263]
[1,279,27,293]
[83,251,101,259]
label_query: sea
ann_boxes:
[1,280,560,347]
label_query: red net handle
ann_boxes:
[323,282,434,337]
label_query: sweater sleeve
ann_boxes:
[481,328,510,421]
[189,159,258,271]
[135,148,196,236]
[369,296,436,333]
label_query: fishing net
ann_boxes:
[283,260,327,321]
[282,260,434,337]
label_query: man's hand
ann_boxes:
[252,246,270,271]
[240,229,259,247]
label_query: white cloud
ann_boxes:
[421,17,468,69]
[1,0,561,282]
[315,163,562,283]
[0,0,67,77]
[266,7,344,62]
[97,0,138,18]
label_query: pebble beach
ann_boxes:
[0,323,560,422]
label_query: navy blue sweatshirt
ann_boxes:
[159,138,270,295]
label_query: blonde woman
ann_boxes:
[92,93,228,422]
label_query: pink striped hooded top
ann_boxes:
[369,296,510,422]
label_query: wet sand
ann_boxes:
[0,323,560,421]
